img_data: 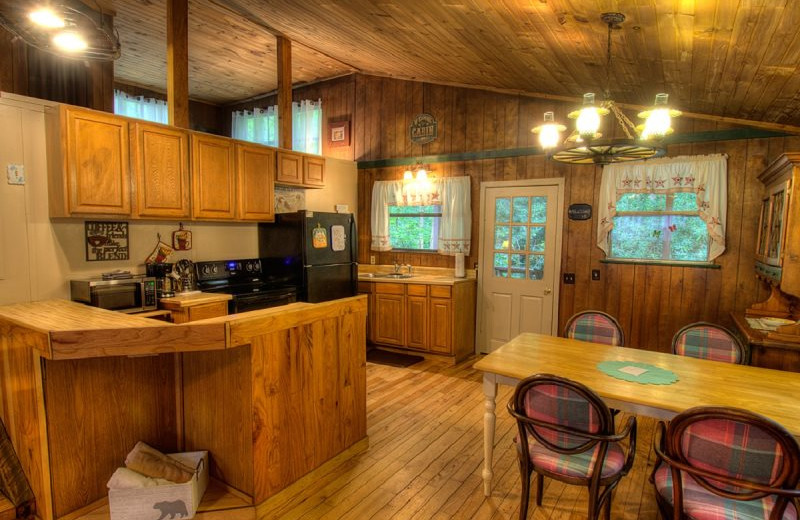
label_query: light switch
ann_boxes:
[6,164,24,185]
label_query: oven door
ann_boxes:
[231,290,297,313]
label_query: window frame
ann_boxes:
[387,204,442,253]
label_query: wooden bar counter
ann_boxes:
[0,297,367,520]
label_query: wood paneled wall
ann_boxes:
[286,73,800,353]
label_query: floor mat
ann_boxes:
[366,348,424,368]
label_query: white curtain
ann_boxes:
[292,99,322,155]
[370,176,471,255]
[597,154,728,260]
[231,106,278,147]
[113,90,168,124]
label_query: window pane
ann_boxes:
[529,255,545,280]
[531,197,547,223]
[616,193,667,212]
[670,216,708,261]
[389,205,441,215]
[494,253,509,277]
[610,216,665,259]
[673,192,698,211]
[529,227,545,252]
[496,198,511,223]
[494,226,509,250]
[510,254,526,279]
[511,226,527,250]
[512,197,529,223]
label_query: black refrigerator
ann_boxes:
[258,210,358,303]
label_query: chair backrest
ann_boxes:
[509,374,614,454]
[661,406,800,502]
[672,322,747,364]
[563,311,625,347]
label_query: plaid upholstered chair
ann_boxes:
[652,406,800,520]
[671,322,748,364]
[564,311,625,347]
[507,374,637,520]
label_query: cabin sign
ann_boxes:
[410,113,437,144]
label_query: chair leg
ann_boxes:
[519,467,531,520]
[603,492,612,520]
[535,473,544,507]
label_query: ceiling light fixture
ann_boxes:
[29,7,65,28]
[52,29,87,52]
[402,163,434,198]
[532,12,681,165]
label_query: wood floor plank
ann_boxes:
[260,356,664,520]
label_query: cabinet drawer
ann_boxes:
[375,283,405,295]
[406,284,428,297]
[357,282,373,294]
[430,285,452,299]
[187,301,228,321]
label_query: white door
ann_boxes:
[477,181,564,353]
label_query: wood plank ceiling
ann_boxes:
[14,0,800,127]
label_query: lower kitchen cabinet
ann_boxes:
[363,279,476,361]
[159,294,231,323]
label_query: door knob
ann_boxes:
[544,288,552,295]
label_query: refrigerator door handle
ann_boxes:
[349,215,358,264]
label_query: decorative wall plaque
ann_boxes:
[410,113,438,144]
[568,203,593,221]
[85,221,129,261]
[329,120,350,147]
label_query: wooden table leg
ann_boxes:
[482,374,497,496]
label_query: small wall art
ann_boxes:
[275,186,305,213]
[329,120,350,147]
[85,221,129,261]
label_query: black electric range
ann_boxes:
[194,259,297,314]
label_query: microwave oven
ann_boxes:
[70,276,157,313]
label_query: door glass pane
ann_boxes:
[496,198,511,223]
[494,253,509,277]
[510,254,526,278]
[529,254,545,280]
[529,227,545,252]
[531,196,547,223]
[510,226,527,251]
[512,197,529,223]
[494,226,509,250]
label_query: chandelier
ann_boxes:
[532,12,681,165]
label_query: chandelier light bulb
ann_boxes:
[53,31,88,52]
[416,168,428,181]
[403,170,414,181]
[532,111,565,151]
[641,108,672,140]
[29,7,65,29]
[574,93,603,140]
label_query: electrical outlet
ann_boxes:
[591,269,601,281]
[563,273,575,284]
[370,255,376,265]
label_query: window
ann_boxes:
[113,90,168,124]
[610,193,708,262]
[493,196,547,279]
[388,205,441,251]
[231,99,322,154]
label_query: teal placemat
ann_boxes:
[597,361,678,385]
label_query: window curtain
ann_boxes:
[292,99,322,155]
[231,106,278,147]
[371,176,471,255]
[113,90,168,124]
[597,154,728,260]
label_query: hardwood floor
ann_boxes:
[259,356,661,519]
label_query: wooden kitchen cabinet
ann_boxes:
[46,105,131,217]
[429,296,453,354]
[131,122,190,218]
[373,284,405,346]
[159,294,230,323]
[358,281,375,343]
[406,285,428,350]
[236,142,276,221]
[303,155,325,186]
[191,133,236,220]
[276,149,325,188]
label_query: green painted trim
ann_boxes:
[600,258,721,269]
[356,128,788,170]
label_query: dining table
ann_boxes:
[473,332,800,496]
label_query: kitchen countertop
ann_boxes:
[358,265,476,285]
[158,291,232,309]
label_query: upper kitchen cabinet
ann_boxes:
[277,150,325,188]
[131,122,190,219]
[236,143,275,221]
[191,133,236,220]
[46,105,131,217]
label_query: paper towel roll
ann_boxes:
[455,253,466,278]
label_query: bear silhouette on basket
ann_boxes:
[153,500,188,520]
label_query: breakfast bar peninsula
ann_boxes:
[0,296,367,520]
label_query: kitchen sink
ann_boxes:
[370,273,415,279]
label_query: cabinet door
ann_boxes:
[357,282,374,343]
[303,156,325,187]
[64,107,131,215]
[132,122,190,218]
[276,150,303,185]
[191,134,235,219]
[373,293,405,346]
[406,295,428,350]
[429,298,453,354]
[236,143,275,221]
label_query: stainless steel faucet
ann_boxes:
[394,260,401,273]
[405,264,413,274]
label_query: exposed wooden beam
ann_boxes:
[167,0,189,128]
[277,36,292,149]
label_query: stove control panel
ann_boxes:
[196,259,262,282]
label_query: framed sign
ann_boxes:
[85,221,129,261]
[568,203,592,221]
[329,120,350,147]
[410,113,437,144]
